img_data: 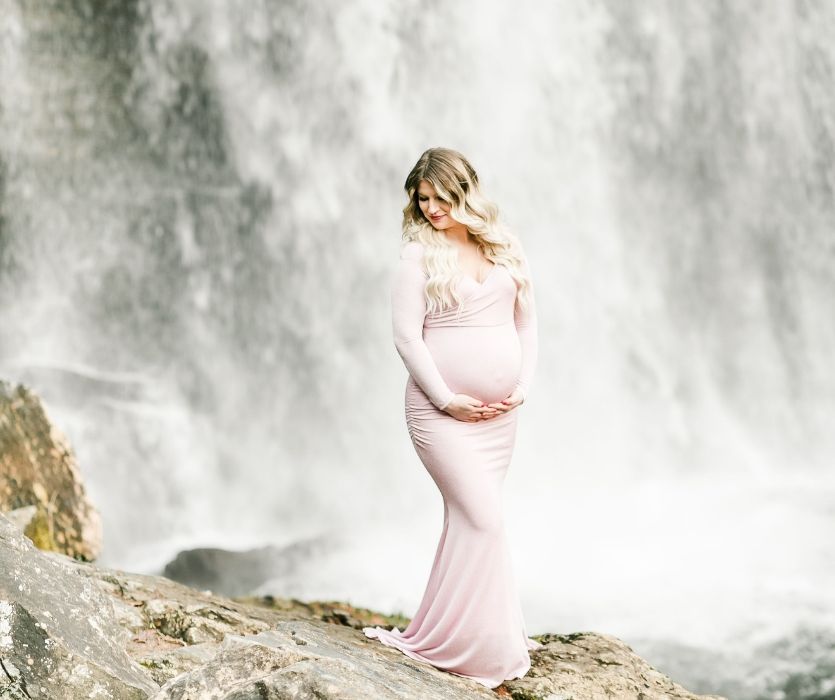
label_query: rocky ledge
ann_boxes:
[0,512,725,700]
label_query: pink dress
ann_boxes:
[363,240,542,689]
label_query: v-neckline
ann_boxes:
[460,262,497,286]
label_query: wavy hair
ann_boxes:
[400,147,533,316]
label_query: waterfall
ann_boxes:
[1,1,833,695]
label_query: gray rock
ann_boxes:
[0,512,159,697]
[161,533,336,598]
[507,631,728,700]
[1,505,37,532]
[151,622,498,700]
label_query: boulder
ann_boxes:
[161,533,335,597]
[0,512,158,698]
[0,379,102,561]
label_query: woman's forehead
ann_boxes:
[417,180,439,195]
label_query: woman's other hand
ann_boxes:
[482,389,524,418]
[444,394,501,422]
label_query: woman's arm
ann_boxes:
[513,252,538,401]
[391,242,456,411]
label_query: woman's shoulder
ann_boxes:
[399,240,425,261]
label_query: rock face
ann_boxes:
[0,379,102,560]
[0,512,158,698]
[0,512,727,700]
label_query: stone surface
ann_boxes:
[506,631,727,700]
[0,512,159,698]
[0,379,102,561]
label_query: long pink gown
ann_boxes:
[363,240,542,689]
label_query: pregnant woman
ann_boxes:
[363,147,542,689]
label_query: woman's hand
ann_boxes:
[481,389,524,419]
[444,394,501,422]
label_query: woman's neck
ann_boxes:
[442,225,474,247]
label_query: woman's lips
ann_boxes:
[430,214,445,221]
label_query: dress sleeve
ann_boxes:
[391,242,456,411]
[513,251,539,401]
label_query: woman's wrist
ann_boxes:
[438,392,455,411]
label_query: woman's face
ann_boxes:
[417,180,454,229]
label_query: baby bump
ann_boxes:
[423,322,521,404]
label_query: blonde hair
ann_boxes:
[400,147,533,316]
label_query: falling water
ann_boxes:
[1,1,833,696]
